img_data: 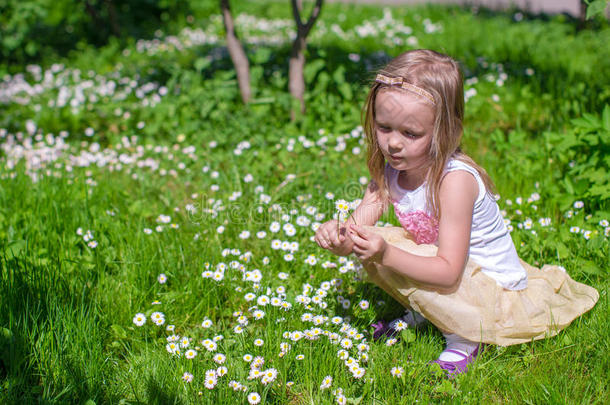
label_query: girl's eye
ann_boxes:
[402,131,417,138]
[377,125,391,132]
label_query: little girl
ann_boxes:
[314,49,599,375]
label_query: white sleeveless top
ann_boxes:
[385,160,528,290]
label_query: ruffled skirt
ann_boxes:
[362,226,599,346]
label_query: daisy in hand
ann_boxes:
[348,224,387,263]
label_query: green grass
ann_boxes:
[1,1,608,403]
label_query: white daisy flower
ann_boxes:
[166,342,179,354]
[204,374,217,389]
[132,313,146,326]
[180,336,190,347]
[390,366,404,377]
[257,295,270,306]
[352,367,365,378]
[283,223,296,236]
[304,254,317,266]
[151,312,165,325]
[247,392,261,404]
[320,375,333,389]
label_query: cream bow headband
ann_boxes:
[375,74,436,105]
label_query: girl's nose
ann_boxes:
[388,131,401,149]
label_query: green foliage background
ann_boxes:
[0,1,608,403]
[0,0,219,63]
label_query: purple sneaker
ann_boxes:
[371,310,428,341]
[371,320,398,340]
[432,345,481,376]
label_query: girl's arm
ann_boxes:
[315,180,387,256]
[349,171,477,289]
[349,180,388,227]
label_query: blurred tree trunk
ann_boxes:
[580,0,589,24]
[84,0,121,37]
[289,0,323,118]
[220,0,251,103]
[85,0,121,37]
[104,0,121,37]
[84,0,103,31]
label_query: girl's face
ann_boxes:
[374,89,435,176]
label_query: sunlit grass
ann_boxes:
[1,2,608,404]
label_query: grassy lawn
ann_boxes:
[0,1,608,403]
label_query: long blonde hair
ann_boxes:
[363,49,495,220]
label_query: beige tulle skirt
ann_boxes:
[362,226,599,346]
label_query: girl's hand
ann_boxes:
[348,224,388,263]
[315,220,353,256]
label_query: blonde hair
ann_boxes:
[363,49,495,220]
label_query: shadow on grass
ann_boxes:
[0,255,54,402]
[0,252,107,403]
[145,375,186,405]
